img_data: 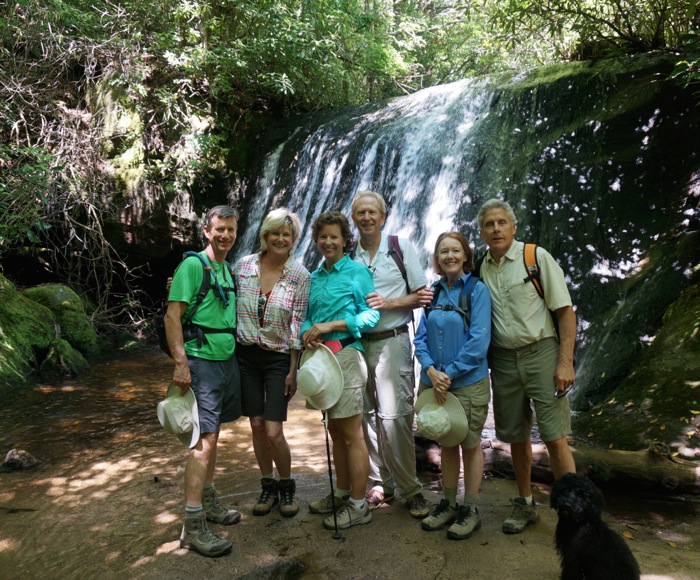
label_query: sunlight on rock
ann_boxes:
[0,538,20,552]
[656,529,693,543]
[155,511,179,524]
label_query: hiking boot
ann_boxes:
[447,505,481,540]
[323,501,372,530]
[202,486,241,525]
[421,498,457,531]
[252,478,279,516]
[180,512,232,557]
[407,492,430,519]
[309,492,350,514]
[278,478,299,517]
[502,497,540,534]
[365,488,395,510]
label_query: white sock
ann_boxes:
[523,495,534,506]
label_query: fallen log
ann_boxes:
[482,439,700,494]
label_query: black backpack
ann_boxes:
[423,275,481,331]
[156,251,236,357]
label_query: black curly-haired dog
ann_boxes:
[550,473,640,580]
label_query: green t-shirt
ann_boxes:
[168,252,237,360]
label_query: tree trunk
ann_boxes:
[483,439,700,494]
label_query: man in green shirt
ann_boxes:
[164,205,241,557]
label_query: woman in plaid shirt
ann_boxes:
[234,208,310,518]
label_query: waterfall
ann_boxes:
[234,78,492,273]
[230,53,700,409]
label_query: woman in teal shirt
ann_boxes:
[301,210,380,531]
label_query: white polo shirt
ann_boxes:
[353,233,428,333]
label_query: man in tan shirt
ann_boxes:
[477,198,576,534]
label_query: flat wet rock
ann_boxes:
[0,349,698,579]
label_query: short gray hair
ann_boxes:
[204,205,239,228]
[258,208,301,254]
[351,190,387,214]
[477,198,517,230]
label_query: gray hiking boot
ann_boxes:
[502,497,540,534]
[322,501,372,530]
[421,498,457,531]
[202,486,241,525]
[278,478,299,517]
[180,512,232,557]
[252,477,279,516]
[447,505,481,540]
[309,492,350,514]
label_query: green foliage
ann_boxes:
[0,146,54,247]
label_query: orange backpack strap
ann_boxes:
[522,243,544,298]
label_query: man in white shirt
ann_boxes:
[351,191,433,518]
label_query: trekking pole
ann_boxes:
[322,410,341,539]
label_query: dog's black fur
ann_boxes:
[550,473,640,580]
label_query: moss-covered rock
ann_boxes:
[573,283,700,453]
[38,339,89,381]
[23,284,99,357]
[0,275,56,388]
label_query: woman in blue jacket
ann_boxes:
[414,231,491,541]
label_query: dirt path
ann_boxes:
[0,350,698,579]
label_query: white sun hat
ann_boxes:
[297,345,344,411]
[157,382,200,448]
[415,389,468,447]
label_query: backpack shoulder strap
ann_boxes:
[522,243,544,299]
[182,251,212,304]
[387,235,411,294]
[473,253,486,278]
[348,239,358,260]
[458,275,480,327]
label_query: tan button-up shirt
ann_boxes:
[479,240,572,349]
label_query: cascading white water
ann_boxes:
[234,78,492,272]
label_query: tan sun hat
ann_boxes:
[414,389,468,447]
[156,382,200,448]
[297,345,344,411]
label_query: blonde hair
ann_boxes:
[258,208,301,254]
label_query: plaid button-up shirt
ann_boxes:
[234,253,311,353]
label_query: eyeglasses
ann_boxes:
[367,265,376,276]
[257,294,267,320]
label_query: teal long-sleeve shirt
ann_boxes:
[301,254,380,351]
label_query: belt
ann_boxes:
[324,336,356,354]
[361,324,409,342]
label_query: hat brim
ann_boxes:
[158,383,201,449]
[298,344,344,411]
[415,389,468,447]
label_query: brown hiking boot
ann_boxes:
[278,478,299,517]
[252,477,279,516]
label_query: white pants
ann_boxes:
[362,332,422,498]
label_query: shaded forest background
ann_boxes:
[1,0,699,337]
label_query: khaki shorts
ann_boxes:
[418,375,490,448]
[328,346,368,420]
[489,337,571,443]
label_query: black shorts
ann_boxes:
[189,355,242,433]
[237,344,291,422]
